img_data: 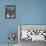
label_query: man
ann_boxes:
[6,7,15,18]
[6,9,15,18]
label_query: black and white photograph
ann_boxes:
[5,5,16,19]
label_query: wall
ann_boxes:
[0,0,46,44]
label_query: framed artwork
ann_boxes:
[18,24,46,41]
[5,5,16,19]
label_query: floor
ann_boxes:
[19,40,46,46]
[0,44,18,46]
[0,40,46,46]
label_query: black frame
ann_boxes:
[5,5,16,19]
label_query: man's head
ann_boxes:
[7,9,14,16]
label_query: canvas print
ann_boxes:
[18,25,46,41]
[18,25,46,46]
[5,5,16,19]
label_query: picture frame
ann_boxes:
[18,24,46,41]
[5,5,16,19]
